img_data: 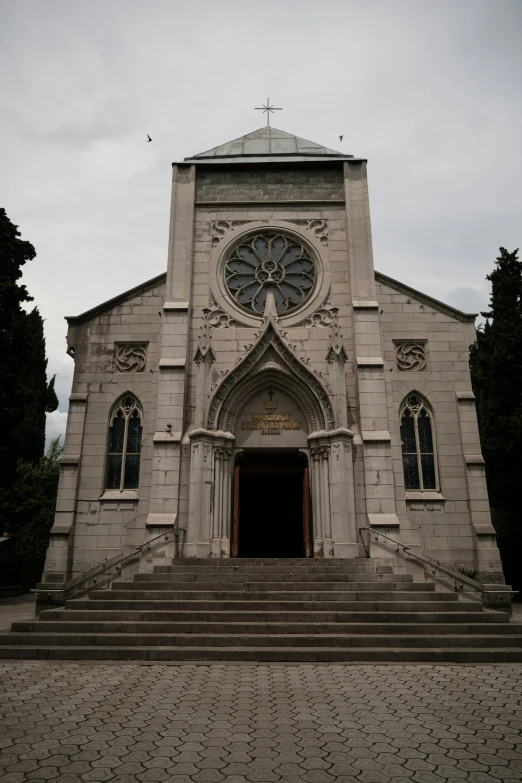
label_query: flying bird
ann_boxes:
[339,135,343,141]
[146,134,152,142]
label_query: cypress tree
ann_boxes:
[0,209,58,529]
[470,247,522,589]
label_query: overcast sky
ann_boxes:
[1,0,521,445]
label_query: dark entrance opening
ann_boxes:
[233,451,311,558]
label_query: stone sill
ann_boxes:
[405,491,445,502]
[99,490,139,501]
[163,302,189,311]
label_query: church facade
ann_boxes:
[42,126,505,584]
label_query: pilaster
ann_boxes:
[308,427,357,558]
[344,161,401,534]
[145,164,196,529]
[186,429,234,558]
[41,392,88,584]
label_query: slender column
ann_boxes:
[321,447,333,557]
[220,446,232,557]
[310,444,323,556]
[211,449,223,557]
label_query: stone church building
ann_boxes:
[42,125,505,585]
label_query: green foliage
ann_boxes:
[455,566,491,584]
[0,209,58,526]
[470,247,522,589]
[2,438,63,557]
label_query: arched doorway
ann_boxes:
[232,451,311,558]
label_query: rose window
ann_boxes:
[224,233,317,315]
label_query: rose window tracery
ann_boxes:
[224,233,317,315]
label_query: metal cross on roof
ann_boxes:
[255,99,282,127]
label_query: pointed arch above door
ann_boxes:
[207,317,335,433]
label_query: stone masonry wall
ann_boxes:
[66,281,165,576]
[376,278,483,566]
[195,165,345,203]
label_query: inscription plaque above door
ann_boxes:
[234,389,308,448]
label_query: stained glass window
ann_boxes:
[400,393,438,491]
[224,233,317,315]
[106,395,143,490]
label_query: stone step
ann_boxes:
[16,620,518,635]
[90,588,448,601]
[3,632,522,648]
[153,564,394,574]
[2,554,517,663]
[137,571,407,582]
[67,599,480,612]
[113,580,426,592]
[164,558,371,566]
[41,608,502,623]
[1,645,521,662]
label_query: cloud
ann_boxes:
[1,0,521,421]
[45,410,68,449]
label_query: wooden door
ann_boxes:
[303,467,311,557]
[232,465,240,557]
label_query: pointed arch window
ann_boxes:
[400,393,439,491]
[106,395,143,490]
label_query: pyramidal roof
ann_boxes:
[183,126,355,164]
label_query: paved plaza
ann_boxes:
[0,660,521,783]
[1,597,521,782]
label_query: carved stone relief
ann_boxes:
[114,344,147,373]
[297,298,336,328]
[287,219,329,246]
[396,342,427,372]
[211,220,253,247]
[205,295,237,328]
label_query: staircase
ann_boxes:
[1,558,521,662]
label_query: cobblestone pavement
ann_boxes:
[0,595,37,632]
[0,662,521,783]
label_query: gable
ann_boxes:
[375,271,476,323]
[66,273,167,326]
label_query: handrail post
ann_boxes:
[33,526,178,605]
[359,525,517,614]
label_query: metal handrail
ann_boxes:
[360,526,518,596]
[32,526,184,601]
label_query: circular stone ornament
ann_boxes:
[224,233,317,316]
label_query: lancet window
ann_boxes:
[106,394,143,490]
[400,393,439,491]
